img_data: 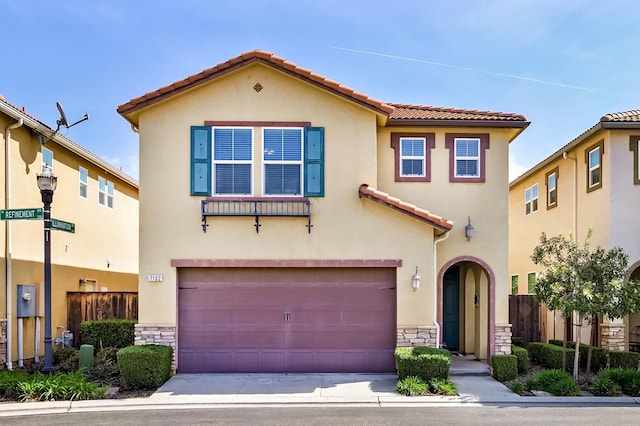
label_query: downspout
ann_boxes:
[433,230,450,348]
[5,118,24,370]
[563,151,578,340]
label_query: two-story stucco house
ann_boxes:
[509,110,640,352]
[118,50,529,373]
[1,95,139,369]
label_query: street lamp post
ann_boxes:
[37,167,57,373]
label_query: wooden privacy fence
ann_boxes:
[67,292,138,348]
[509,294,541,344]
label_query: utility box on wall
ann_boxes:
[16,284,36,318]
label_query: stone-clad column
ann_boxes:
[494,324,512,355]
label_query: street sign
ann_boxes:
[0,208,43,220]
[51,218,75,233]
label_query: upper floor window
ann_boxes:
[41,147,53,172]
[511,275,519,295]
[263,128,302,195]
[527,272,536,294]
[586,140,603,192]
[629,136,640,185]
[525,183,538,215]
[79,167,88,199]
[445,133,490,183]
[98,176,114,208]
[190,124,324,197]
[391,133,435,182]
[545,167,558,209]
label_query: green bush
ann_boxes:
[507,379,527,395]
[396,376,430,396]
[528,342,545,364]
[593,368,640,397]
[511,336,525,348]
[89,347,121,384]
[511,345,529,374]
[491,354,517,382]
[0,370,32,400]
[608,351,640,370]
[429,378,457,396]
[53,347,80,373]
[3,370,106,401]
[80,319,137,349]
[589,375,622,396]
[394,347,451,381]
[117,344,173,390]
[527,370,580,396]
[540,344,575,371]
[548,340,607,372]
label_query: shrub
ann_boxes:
[511,345,529,374]
[527,370,580,396]
[89,347,121,384]
[117,344,173,390]
[590,375,622,396]
[0,370,31,400]
[548,340,607,372]
[511,336,525,348]
[608,351,640,370]
[593,368,640,397]
[81,319,136,349]
[491,354,517,382]
[507,379,527,395]
[394,347,451,381]
[528,342,545,364]
[53,347,80,373]
[429,378,457,396]
[396,376,429,396]
[540,344,575,371]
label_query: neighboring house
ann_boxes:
[117,50,529,373]
[0,95,139,368]
[509,110,640,352]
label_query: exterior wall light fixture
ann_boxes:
[411,266,421,291]
[465,216,474,240]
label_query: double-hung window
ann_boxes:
[630,136,640,185]
[213,128,252,195]
[545,167,558,209]
[400,137,426,177]
[98,176,114,208]
[263,128,302,195]
[525,183,538,215]
[79,167,88,199]
[42,147,53,172]
[445,134,489,182]
[586,140,603,192]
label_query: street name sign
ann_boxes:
[51,219,75,233]
[0,208,43,220]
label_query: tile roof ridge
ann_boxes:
[601,109,640,121]
[388,102,525,119]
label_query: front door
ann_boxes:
[443,265,460,351]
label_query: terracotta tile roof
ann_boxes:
[388,103,528,122]
[600,109,640,122]
[117,49,395,117]
[358,184,453,233]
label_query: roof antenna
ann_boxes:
[44,102,89,143]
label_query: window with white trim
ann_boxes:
[399,137,426,177]
[588,145,601,189]
[41,147,53,172]
[213,128,253,195]
[453,138,480,177]
[525,183,538,215]
[98,176,114,208]
[79,167,88,199]
[263,128,302,195]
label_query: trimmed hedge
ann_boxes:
[609,351,640,370]
[117,344,173,390]
[81,319,137,349]
[511,336,525,348]
[548,340,607,372]
[528,342,545,364]
[492,354,517,382]
[511,345,529,374]
[540,343,575,371]
[395,347,451,381]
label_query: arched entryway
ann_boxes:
[438,256,495,360]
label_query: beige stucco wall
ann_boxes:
[1,112,139,364]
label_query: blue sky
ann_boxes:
[4,0,640,181]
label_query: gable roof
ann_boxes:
[117,50,529,133]
[510,109,640,187]
[0,95,138,188]
[358,184,453,234]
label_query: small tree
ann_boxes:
[531,230,640,380]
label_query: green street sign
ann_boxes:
[51,219,75,233]
[0,208,43,220]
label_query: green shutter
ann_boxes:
[304,127,324,197]
[190,126,212,196]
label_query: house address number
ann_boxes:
[147,274,163,282]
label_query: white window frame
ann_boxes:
[98,176,114,208]
[453,138,480,178]
[399,137,426,177]
[212,127,254,196]
[41,147,53,172]
[262,127,303,197]
[588,146,601,188]
[79,166,88,199]
[525,183,538,215]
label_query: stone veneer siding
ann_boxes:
[494,323,512,355]
[600,323,626,352]
[0,319,6,366]
[397,325,438,347]
[134,323,177,371]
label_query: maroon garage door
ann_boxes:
[177,268,396,373]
